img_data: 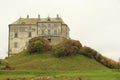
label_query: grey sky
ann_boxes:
[0,0,120,61]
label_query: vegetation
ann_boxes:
[53,39,82,57]
[52,39,118,68]
[0,38,120,79]
[27,37,51,53]
[1,50,116,80]
[79,46,118,68]
[0,69,120,80]
[3,50,107,70]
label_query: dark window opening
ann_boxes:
[48,24,50,27]
[48,39,51,42]
[54,30,57,35]
[48,29,51,35]
[15,32,18,38]
[28,32,32,37]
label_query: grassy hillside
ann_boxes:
[1,50,120,80]
[1,38,119,80]
[4,50,108,71]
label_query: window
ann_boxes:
[14,42,18,48]
[21,22,25,24]
[48,24,50,27]
[28,32,32,37]
[54,24,58,27]
[19,27,25,32]
[48,29,51,35]
[15,32,18,38]
[42,24,45,27]
[28,26,31,30]
[41,30,44,35]
[54,30,57,35]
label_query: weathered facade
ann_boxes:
[8,15,70,56]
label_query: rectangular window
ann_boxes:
[48,29,51,35]
[28,32,32,37]
[14,42,18,48]
[19,27,25,32]
[28,26,31,30]
[48,24,50,27]
[41,30,44,35]
[15,32,18,38]
[54,30,57,35]
[54,24,57,27]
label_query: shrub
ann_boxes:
[79,46,118,68]
[79,46,98,58]
[27,37,51,53]
[53,46,66,57]
[0,60,2,64]
[99,56,118,68]
[53,39,82,57]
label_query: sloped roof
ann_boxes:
[11,17,65,25]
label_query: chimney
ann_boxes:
[56,14,59,19]
[27,15,29,19]
[38,14,40,19]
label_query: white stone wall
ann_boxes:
[38,23,61,36]
[9,22,70,56]
[61,24,69,38]
[9,25,37,55]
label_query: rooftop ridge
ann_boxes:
[10,16,65,25]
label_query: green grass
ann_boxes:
[4,50,107,71]
[1,50,120,80]
[0,69,120,80]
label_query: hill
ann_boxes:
[0,38,119,80]
[4,50,108,71]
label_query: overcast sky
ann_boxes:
[0,0,120,61]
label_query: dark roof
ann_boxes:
[11,17,65,25]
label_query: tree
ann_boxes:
[27,37,51,53]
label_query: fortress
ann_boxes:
[8,15,70,56]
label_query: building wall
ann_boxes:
[61,24,69,39]
[9,25,37,56]
[9,22,70,56]
[38,22,61,36]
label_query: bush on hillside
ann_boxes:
[27,37,51,53]
[79,46,98,58]
[0,60,2,64]
[53,39,82,57]
[98,56,118,68]
[79,46,118,68]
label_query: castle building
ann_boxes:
[8,15,70,56]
